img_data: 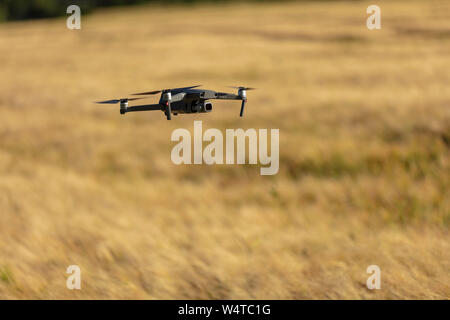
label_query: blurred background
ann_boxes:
[0,0,448,299]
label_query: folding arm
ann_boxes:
[124,104,163,113]
[209,92,247,117]
[211,92,242,100]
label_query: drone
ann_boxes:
[96,85,255,120]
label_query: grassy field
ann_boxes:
[0,0,449,299]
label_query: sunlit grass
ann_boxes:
[0,0,449,299]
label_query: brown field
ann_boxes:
[0,0,449,299]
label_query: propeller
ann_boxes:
[132,85,202,96]
[95,97,145,104]
[130,90,162,96]
[227,86,257,91]
[227,86,256,117]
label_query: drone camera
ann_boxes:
[203,101,213,112]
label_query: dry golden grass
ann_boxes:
[0,0,449,299]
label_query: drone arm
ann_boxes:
[124,104,163,113]
[208,92,248,117]
[211,93,242,100]
[209,92,248,116]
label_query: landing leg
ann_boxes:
[166,102,172,120]
[240,99,246,117]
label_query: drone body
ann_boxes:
[96,85,255,120]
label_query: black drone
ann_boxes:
[96,85,255,120]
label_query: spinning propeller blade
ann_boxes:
[96,97,145,104]
[96,99,121,104]
[132,85,202,96]
[227,86,257,91]
[131,90,162,96]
